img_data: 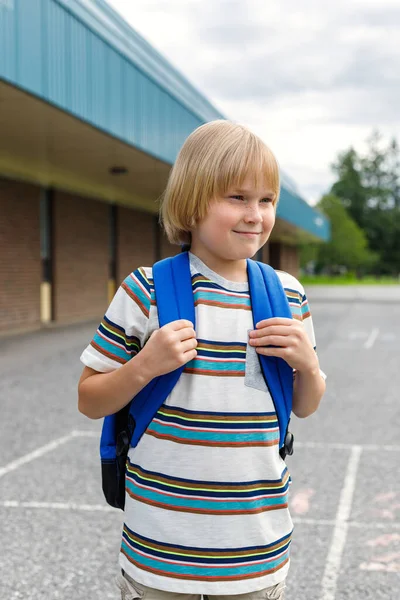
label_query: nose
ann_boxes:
[243,204,262,224]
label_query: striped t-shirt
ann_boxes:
[80,253,322,595]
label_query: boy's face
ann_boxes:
[191,176,276,266]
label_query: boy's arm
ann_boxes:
[292,364,326,418]
[78,320,197,419]
[78,355,154,420]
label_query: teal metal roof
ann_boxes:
[0,0,216,161]
[0,0,329,241]
[58,0,225,123]
[278,186,330,241]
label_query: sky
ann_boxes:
[106,0,400,205]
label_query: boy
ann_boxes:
[78,120,326,600]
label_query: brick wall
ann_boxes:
[117,207,155,281]
[268,242,299,277]
[0,181,301,334]
[53,191,109,323]
[280,244,299,278]
[0,179,41,332]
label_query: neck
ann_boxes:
[189,247,248,283]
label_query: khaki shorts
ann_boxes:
[116,571,286,600]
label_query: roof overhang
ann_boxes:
[0,78,329,244]
[0,79,170,212]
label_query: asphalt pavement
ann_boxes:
[0,286,399,599]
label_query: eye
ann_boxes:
[230,195,245,201]
[260,197,273,204]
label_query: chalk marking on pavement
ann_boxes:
[366,533,400,547]
[291,488,315,515]
[0,431,78,478]
[371,492,400,520]
[360,535,400,573]
[296,441,400,452]
[364,328,379,349]
[320,445,362,600]
[359,559,400,573]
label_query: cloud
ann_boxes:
[106,0,400,203]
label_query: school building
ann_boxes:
[0,0,330,335]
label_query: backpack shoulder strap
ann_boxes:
[127,252,194,447]
[153,251,195,328]
[252,261,292,320]
[246,259,293,448]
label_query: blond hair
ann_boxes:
[160,120,280,245]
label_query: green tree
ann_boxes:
[301,195,376,275]
[331,148,367,227]
[387,138,400,209]
[361,131,393,210]
[330,132,400,275]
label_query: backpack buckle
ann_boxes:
[116,431,130,457]
[279,430,294,460]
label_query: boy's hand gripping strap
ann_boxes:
[127,252,195,448]
[247,260,294,448]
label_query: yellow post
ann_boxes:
[40,281,52,323]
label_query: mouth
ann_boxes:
[232,231,262,237]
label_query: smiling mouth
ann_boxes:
[233,231,262,235]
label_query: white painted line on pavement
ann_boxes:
[294,517,336,526]
[348,332,367,340]
[320,445,362,600]
[1,501,397,533]
[71,429,98,438]
[75,432,400,452]
[297,441,400,452]
[0,500,117,512]
[364,328,379,349]
[0,431,78,478]
[381,333,397,342]
[350,521,400,530]
[293,517,400,530]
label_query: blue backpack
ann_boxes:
[100,251,294,510]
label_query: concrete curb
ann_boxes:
[305,285,400,303]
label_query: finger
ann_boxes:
[170,319,195,330]
[177,327,196,341]
[256,346,287,358]
[181,338,198,353]
[184,348,198,363]
[255,318,293,329]
[249,325,293,338]
[250,335,290,347]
